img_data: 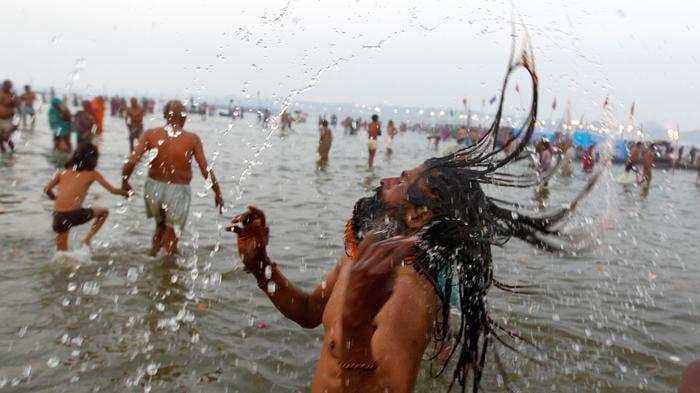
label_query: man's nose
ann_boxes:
[380,177,399,188]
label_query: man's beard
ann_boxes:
[351,189,408,241]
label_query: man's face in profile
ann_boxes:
[352,164,429,238]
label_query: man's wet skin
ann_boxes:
[122,100,224,256]
[228,164,442,392]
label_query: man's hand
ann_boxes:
[214,192,224,214]
[344,232,417,326]
[226,206,269,273]
[353,232,416,279]
[121,180,132,195]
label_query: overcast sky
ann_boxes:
[2,0,697,128]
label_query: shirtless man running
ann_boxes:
[121,100,224,256]
[125,97,145,153]
[367,114,381,169]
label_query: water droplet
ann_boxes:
[209,272,222,287]
[264,265,272,279]
[127,268,138,283]
[47,356,60,368]
[165,124,183,138]
[82,281,100,296]
[146,363,159,376]
[267,281,277,294]
[67,282,77,292]
[70,336,84,347]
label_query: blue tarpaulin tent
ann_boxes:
[511,127,629,160]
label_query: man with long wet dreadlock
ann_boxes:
[227,42,601,392]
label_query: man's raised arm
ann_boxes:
[227,206,341,328]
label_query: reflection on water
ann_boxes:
[0,114,698,392]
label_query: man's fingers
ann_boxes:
[357,236,416,272]
[230,213,244,224]
[356,231,383,256]
[225,224,241,233]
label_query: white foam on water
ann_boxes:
[51,246,93,268]
[616,171,638,186]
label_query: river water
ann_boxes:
[0,111,697,392]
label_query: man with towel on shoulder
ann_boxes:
[121,100,224,256]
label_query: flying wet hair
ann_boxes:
[350,35,603,393]
[65,142,99,171]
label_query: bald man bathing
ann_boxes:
[121,100,224,256]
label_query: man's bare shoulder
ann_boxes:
[182,130,202,145]
[143,127,165,137]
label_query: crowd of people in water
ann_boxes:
[1,69,699,391]
[0,74,695,256]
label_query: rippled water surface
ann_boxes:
[0,113,698,392]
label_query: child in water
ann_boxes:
[44,143,128,251]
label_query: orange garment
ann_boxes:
[91,98,105,135]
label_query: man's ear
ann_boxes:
[405,205,433,229]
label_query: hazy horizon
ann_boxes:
[3,0,697,129]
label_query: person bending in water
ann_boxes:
[318,119,332,166]
[367,114,380,169]
[228,46,600,392]
[44,143,128,251]
[121,100,224,256]
[125,97,145,153]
